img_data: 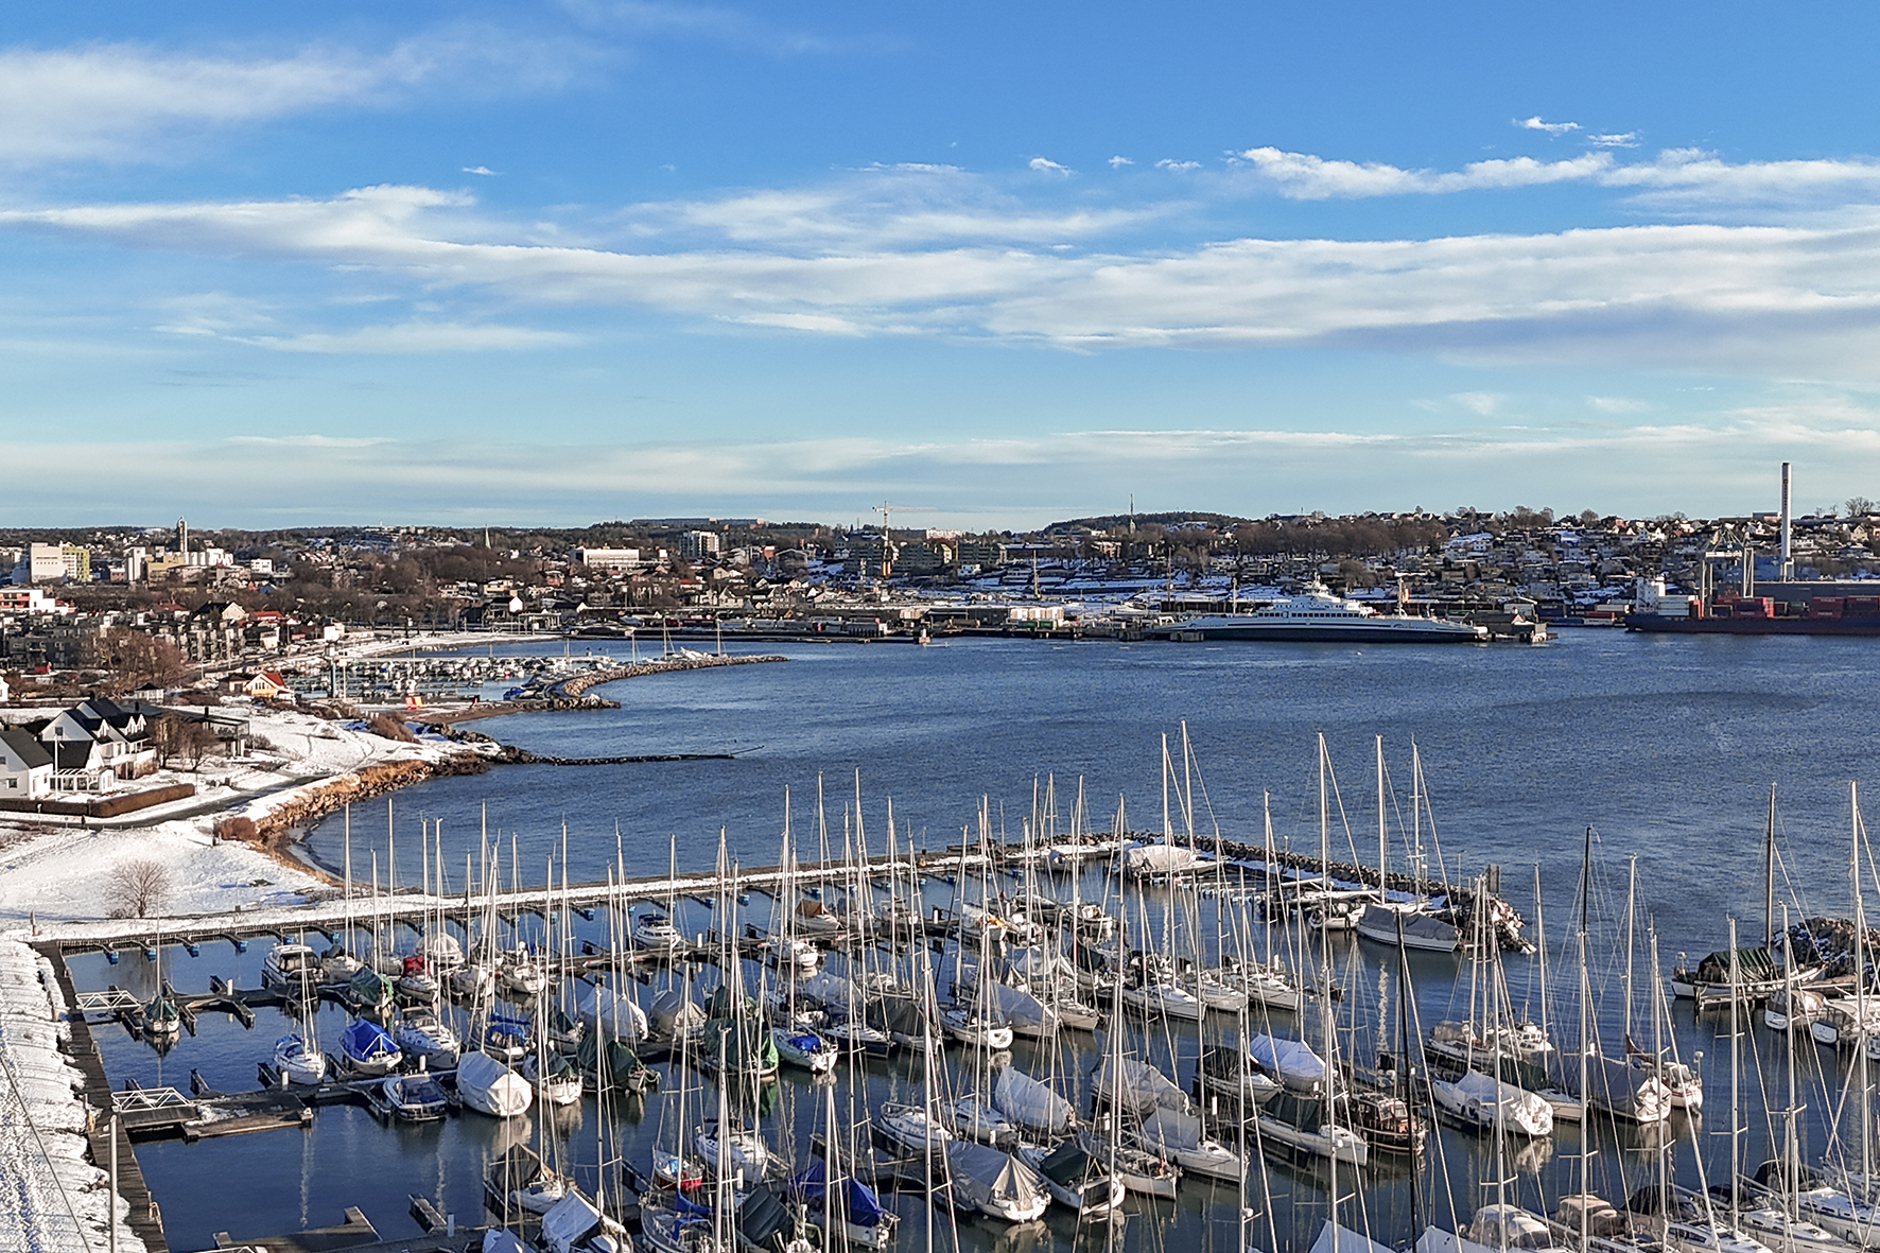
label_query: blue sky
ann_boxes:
[7,2,1880,528]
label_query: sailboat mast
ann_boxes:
[1767,784,1778,948]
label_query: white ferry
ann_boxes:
[1151,584,1487,643]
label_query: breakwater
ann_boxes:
[550,650,786,697]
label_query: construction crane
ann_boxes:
[870,502,931,579]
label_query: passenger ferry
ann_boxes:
[1151,584,1487,643]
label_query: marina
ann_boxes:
[15,630,1880,1253]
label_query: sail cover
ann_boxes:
[576,982,649,1040]
[994,1064,1073,1135]
[1246,1033,1327,1090]
[1091,1057,1189,1116]
[1309,1221,1395,1253]
[1137,1105,1205,1153]
[945,1141,1046,1215]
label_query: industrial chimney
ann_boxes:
[176,517,188,561]
[1779,463,1792,581]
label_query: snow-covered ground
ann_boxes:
[0,703,495,932]
[0,938,147,1253]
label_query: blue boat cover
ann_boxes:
[342,1019,397,1061]
[790,1161,888,1224]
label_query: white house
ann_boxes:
[0,727,53,798]
[40,696,157,783]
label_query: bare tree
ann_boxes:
[152,715,218,769]
[107,858,171,919]
[1848,496,1876,519]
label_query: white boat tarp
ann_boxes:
[1091,1056,1189,1116]
[1439,1069,1552,1132]
[1246,1033,1328,1091]
[1123,843,1199,875]
[797,970,859,1012]
[1005,947,1076,986]
[1413,1228,1497,1253]
[944,1141,1047,1215]
[993,1065,1073,1136]
[1137,1105,1206,1153]
[648,989,706,1038]
[575,982,649,1041]
[541,1192,604,1253]
[1309,1221,1396,1253]
[984,981,1052,1030]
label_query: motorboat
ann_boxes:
[633,911,688,954]
[368,1072,449,1122]
[1765,987,1830,1033]
[1355,902,1462,952]
[262,943,322,994]
[482,1009,532,1062]
[1118,978,1204,1022]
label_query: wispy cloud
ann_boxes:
[1587,132,1639,149]
[1028,157,1071,176]
[0,35,587,165]
[1451,392,1503,416]
[1108,156,1133,168]
[20,182,1880,383]
[1234,146,1612,198]
[235,322,579,353]
[556,0,877,57]
[1588,395,1652,413]
[1155,158,1201,172]
[1517,116,1580,135]
[462,165,499,176]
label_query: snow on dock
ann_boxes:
[0,936,147,1253]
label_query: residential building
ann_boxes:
[40,696,158,782]
[576,547,644,571]
[680,531,721,561]
[0,728,52,798]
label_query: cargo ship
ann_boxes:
[1625,579,1880,636]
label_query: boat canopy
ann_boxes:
[797,970,859,1012]
[576,981,649,1040]
[1091,1057,1189,1116]
[1692,946,1779,982]
[541,1192,605,1253]
[1309,1221,1395,1253]
[1138,1106,1207,1153]
[944,1142,1046,1214]
[994,1064,1073,1135]
[790,1161,889,1225]
[341,1018,397,1060]
[1246,1033,1328,1090]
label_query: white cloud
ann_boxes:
[1587,132,1638,149]
[1588,395,1652,413]
[1028,157,1071,176]
[1108,156,1133,168]
[1235,146,1613,198]
[463,165,499,176]
[235,322,579,353]
[1451,392,1503,416]
[1518,116,1580,135]
[1155,158,1201,172]
[0,34,585,165]
[21,169,1880,381]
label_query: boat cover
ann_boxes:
[1309,1221,1395,1253]
[944,1141,1046,1215]
[1137,1106,1206,1153]
[648,989,707,1037]
[993,1064,1073,1135]
[1246,1033,1327,1090]
[1437,1069,1552,1130]
[797,970,859,1012]
[1412,1228,1497,1253]
[341,1018,397,1062]
[983,981,1052,1030]
[1123,843,1198,875]
[541,1191,603,1253]
[1036,1141,1096,1187]
[576,982,649,1040]
[1091,1057,1188,1116]
[790,1161,890,1225]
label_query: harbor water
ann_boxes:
[75,630,1880,1252]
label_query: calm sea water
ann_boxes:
[79,632,1880,1253]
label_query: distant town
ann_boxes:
[5,481,1878,695]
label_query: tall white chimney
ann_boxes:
[1779,462,1792,581]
